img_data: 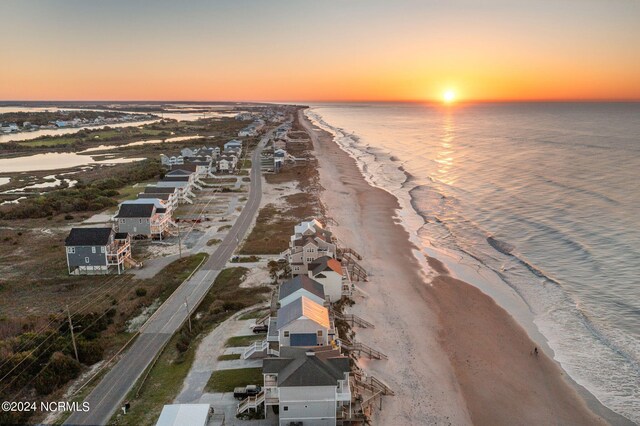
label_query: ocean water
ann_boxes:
[306,102,640,422]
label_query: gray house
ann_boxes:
[261,346,351,426]
[115,204,157,238]
[65,227,131,275]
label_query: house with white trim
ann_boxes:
[64,227,131,275]
[277,296,333,347]
[279,275,326,307]
[262,346,351,426]
[308,257,345,303]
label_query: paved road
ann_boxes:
[65,135,269,426]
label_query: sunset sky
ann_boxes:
[1,0,639,102]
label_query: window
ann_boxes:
[84,257,90,264]
[100,247,105,253]
[283,331,289,337]
[67,247,75,254]
[120,219,125,224]
[91,247,96,254]
[306,257,314,262]
[139,219,143,224]
[283,406,288,412]
[317,330,323,337]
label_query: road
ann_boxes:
[64,134,269,425]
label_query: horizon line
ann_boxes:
[1,98,640,104]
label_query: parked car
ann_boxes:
[234,384,262,400]
[251,324,268,333]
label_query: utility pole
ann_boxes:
[184,297,192,332]
[177,223,182,259]
[67,305,79,362]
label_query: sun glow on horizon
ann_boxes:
[443,90,456,104]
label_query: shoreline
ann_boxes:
[298,108,628,425]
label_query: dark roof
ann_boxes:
[172,163,198,171]
[263,347,349,387]
[279,276,325,301]
[114,232,129,240]
[138,193,171,200]
[115,204,154,218]
[65,227,113,246]
[166,169,193,176]
[161,176,190,182]
[143,186,177,194]
[156,207,167,214]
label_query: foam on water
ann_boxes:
[305,103,640,423]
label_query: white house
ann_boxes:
[277,296,332,347]
[263,346,351,426]
[139,186,179,208]
[279,275,326,307]
[308,257,344,303]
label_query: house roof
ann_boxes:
[263,347,349,388]
[162,176,190,182]
[166,169,194,176]
[138,192,171,201]
[122,198,165,209]
[115,203,154,218]
[171,163,198,172]
[114,232,129,240]
[279,276,325,302]
[65,227,113,246]
[277,296,329,330]
[143,186,177,194]
[310,256,343,276]
[156,404,211,426]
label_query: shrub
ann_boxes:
[135,288,147,297]
[33,352,81,395]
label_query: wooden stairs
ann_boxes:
[237,391,265,414]
[338,339,387,360]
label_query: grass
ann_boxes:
[241,159,252,169]
[217,353,241,361]
[206,238,222,246]
[231,255,260,263]
[205,367,263,393]
[239,309,269,320]
[225,334,265,347]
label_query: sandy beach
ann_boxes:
[298,108,613,425]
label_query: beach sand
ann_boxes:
[299,109,610,425]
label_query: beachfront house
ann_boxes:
[64,227,131,275]
[279,275,327,307]
[308,257,344,303]
[277,296,332,347]
[154,180,195,202]
[286,219,337,275]
[115,203,171,239]
[139,186,179,208]
[164,169,200,189]
[262,346,351,426]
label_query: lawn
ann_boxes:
[205,367,263,393]
[217,353,241,361]
[225,334,265,347]
[239,309,270,320]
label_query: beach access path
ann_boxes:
[64,133,270,426]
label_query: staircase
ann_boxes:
[333,312,374,329]
[237,391,265,414]
[255,312,271,325]
[339,247,363,260]
[342,256,368,282]
[337,339,387,360]
[243,340,268,359]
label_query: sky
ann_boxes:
[1,0,639,102]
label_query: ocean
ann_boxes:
[306,102,640,422]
